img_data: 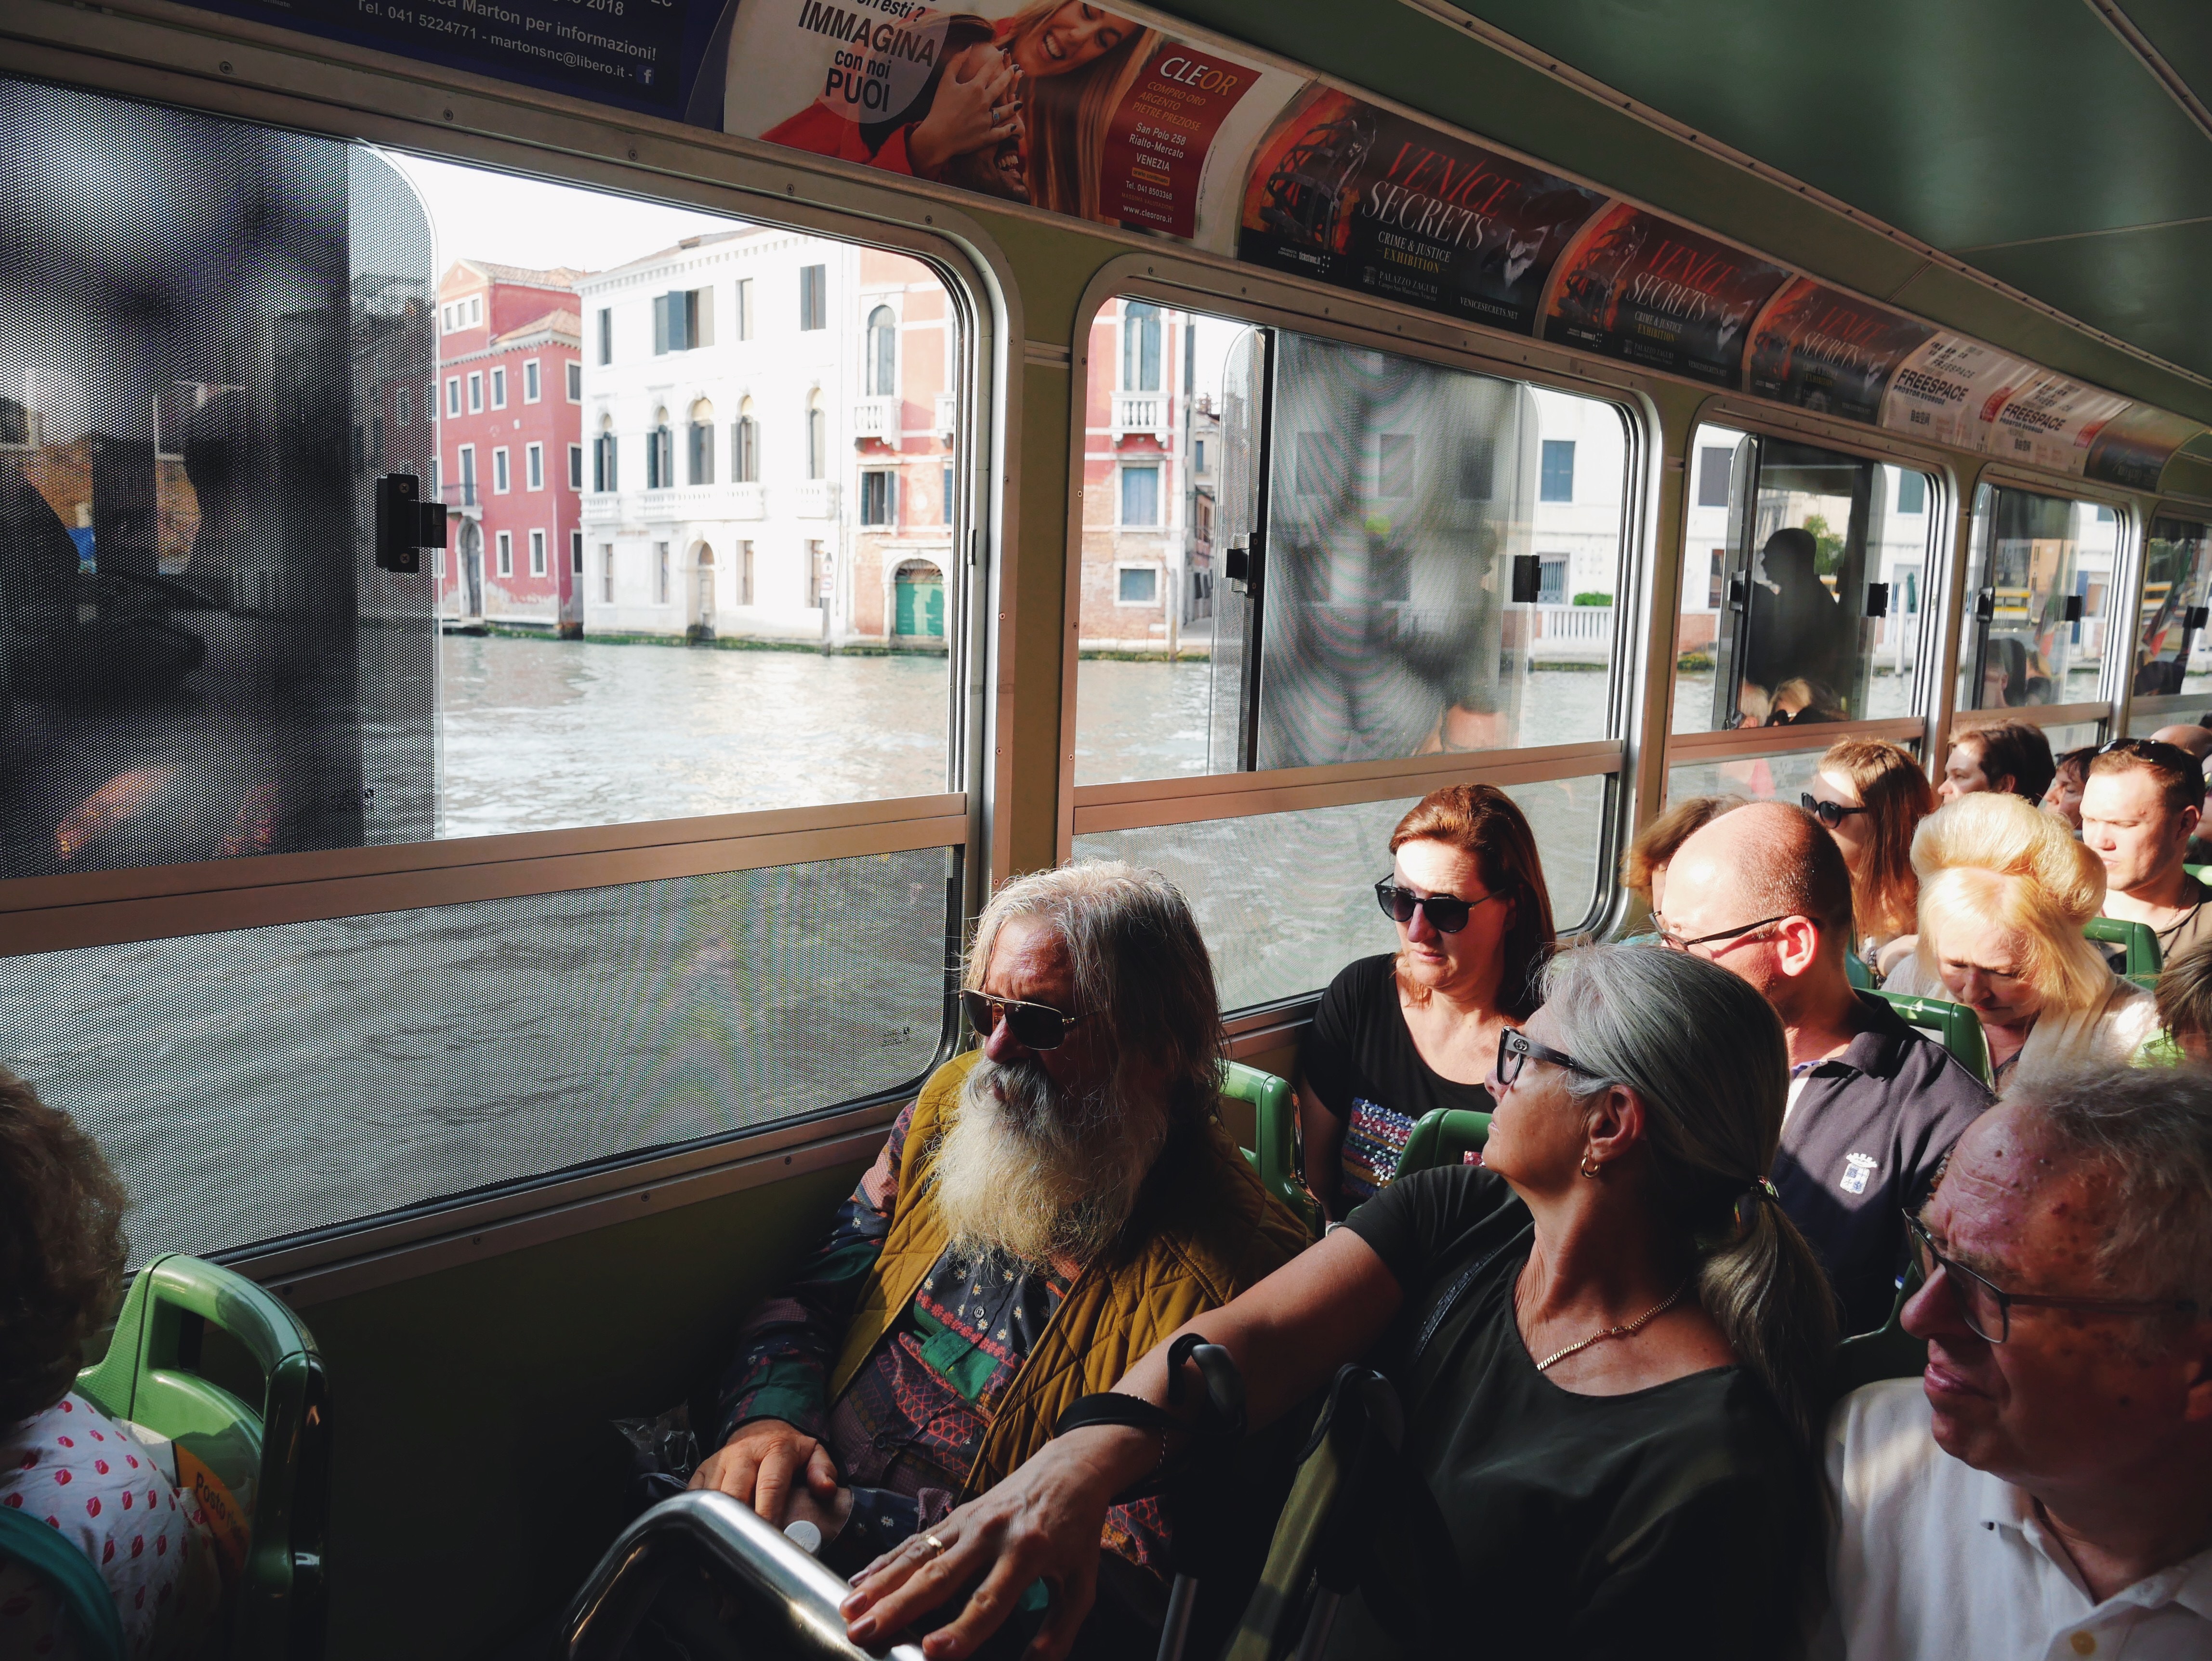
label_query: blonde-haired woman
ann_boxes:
[1885,792,2156,1086]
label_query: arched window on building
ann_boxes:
[733,398,759,484]
[1122,301,1161,392]
[592,413,617,493]
[647,407,674,490]
[867,304,896,396]
[688,397,715,486]
[806,392,827,481]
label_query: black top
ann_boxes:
[1334,1168,1815,1661]
[1303,954,1496,1126]
[1775,991,1993,1335]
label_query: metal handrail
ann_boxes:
[561,1490,928,1661]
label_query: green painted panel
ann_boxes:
[1445,0,2212,249]
[2120,0,2212,107]
[1968,221,2212,386]
[304,1158,869,1660]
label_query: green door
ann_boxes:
[895,575,944,637]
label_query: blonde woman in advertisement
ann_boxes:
[756,3,1156,215]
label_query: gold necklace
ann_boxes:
[1523,1273,1696,1373]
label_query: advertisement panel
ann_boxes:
[190,0,705,115]
[1235,86,1605,333]
[1743,278,1932,424]
[715,1,1300,252]
[1539,204,1787,386]
[1877,333,2042,451]
[2084,404,2206,493]
[1985,372,2133,476]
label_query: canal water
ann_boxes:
[10,634,1620,1261]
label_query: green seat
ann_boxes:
[1844,953,1874,991]
[1393,1107,1492,1178]
[1225,1061,1318,1234]
[2085,915,2162,978]
[0,1503,126,1661]
[1874,990,1994,1088]
[2186,863,2212,887]
[76,1254,330,1661]
[1831,1265,1928,1402]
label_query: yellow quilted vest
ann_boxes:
[828,1050,1309,1497]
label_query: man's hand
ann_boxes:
[688,1418,840,1528]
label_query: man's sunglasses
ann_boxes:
[1374,879,1504,936]
[960,989,1089,1051]
[1800,792,1870,831]
[1902,1211,2197,1344]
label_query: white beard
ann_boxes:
[930,1055,1168,1269]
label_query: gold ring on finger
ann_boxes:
[924,1533,948,1558]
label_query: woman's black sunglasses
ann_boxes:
[1374,878,1504,936]
[1800,792,1871,831]
[961,989,1089,1051]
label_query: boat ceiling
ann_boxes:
[1175,0,2212,452]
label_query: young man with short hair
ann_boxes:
[2082,738,2212,967]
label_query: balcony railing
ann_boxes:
[852,396,900,443]
[933,392,957,438]
[1111,391,1168,441]
[579,492,622,523]
[791,480,839,519]
[728,482,766,520]
[1526,603,1614,663]
[444,480,479,508]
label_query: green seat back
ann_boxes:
[1830,1265,1928,1402]
[76,1255,329,1661]
[0,1504,126,1661]
[1843,953,1874,991]
[2084,915,2162,978]
[2186,863,2212,887]
[1872,990,1994,1088]
[1393,1107,1493,1179]
[1224,1061,1318,1235]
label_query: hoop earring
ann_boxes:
[1579,1154,1603,1179]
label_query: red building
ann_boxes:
[434,260,588,632]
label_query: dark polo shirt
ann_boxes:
[1772,992,1994,1336]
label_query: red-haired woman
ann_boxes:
[1297,783,1555,1221]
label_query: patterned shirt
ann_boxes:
[715,1101,1169,1578]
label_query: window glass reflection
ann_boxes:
[1957,487,2116,712]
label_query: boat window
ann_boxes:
[1069,299,1630,1012]
[1675,427,1940,736]
[0,77,977,1259]
[2126,515,2212,729]
[1956,485,2119,718]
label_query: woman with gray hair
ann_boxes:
[838,944,1836,1660]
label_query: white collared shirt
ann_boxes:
[1818,1379,2212,1661]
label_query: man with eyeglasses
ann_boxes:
[1818,1070,2212,1660]
[1657,802,1990,1333]
[2082,738,2212,970]
[691,861,1305,1638]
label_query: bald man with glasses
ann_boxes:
[1656,802,1991,1334]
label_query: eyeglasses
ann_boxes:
[960,990,1089,1051]
[1800,792,1870,831]
[2096,737,2194,766]
[1374,879,1503,936]
[1494,1027,1602,1090]
[1901,1211,2197,1344]
[1652,913,1794,956]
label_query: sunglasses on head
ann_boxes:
[1374,878,1504,936]
[1800,792,1870,831]
[960,989,1089,1051]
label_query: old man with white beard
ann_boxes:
[694,861,1308,1637]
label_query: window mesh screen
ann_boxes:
[0,78,437,879]
[2,850,955,1260]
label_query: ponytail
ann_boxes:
[1540,946,1838,1449]
[1696,1185,1838,1448]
